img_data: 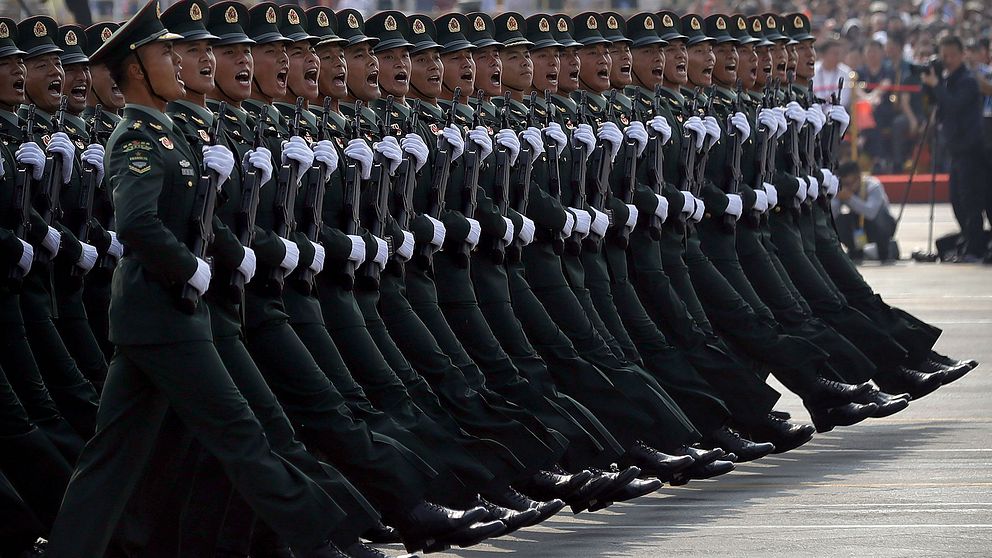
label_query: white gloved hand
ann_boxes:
[562,210,575,236]
[467,126,494,160]
[518,216,536,245]
[76,242,98,273]
[785,101,807,124]
[465,218,481,248]
[571,123,597,160]
[625,203,639,230]
[543,122,567,157]
[806,175,819,201]
[764,182,779,207]
[440,124,465,161]
[828,104,851,135]
[42,226,61,256]
[570,207,591,236]
[245,146,274,186]
[680,191,696,214]
[81,143,105,184]
[308,241,325,274]
[624,121,648,157]
[690,196,706,222]
[501,217,515,245]
[15,142,45,181]
[495,129,520,166]
[344,139,374,180]
[313,140,339,180]
[281,136,315,184]
[16,239,33,274]
[107,231,123,260]
[46,132,75,184]
[400,133,429,171]
[187,256,211,296]
[346,234,366,266]
[684,116,707,149]
[648,116,673,145]
[520,126,546,158]
[730,112,751,142]
[807,104,825,135]
[795,176,808,203]
[278,236,300,273]
[373,135,403,174]
[425,215,446,248]
[202,144,235,189]
[822,168,839,197]
[703,116,721,149]
[772,107,788,138]
[396,231,414,261]
[597,121,623,160]
[654,194,669,221]
[590,207,609,237]
[238,246,257,283]
[372,235,388,268]
[757,108,779,136]
[753,189,769,212]
[725,194,743,220]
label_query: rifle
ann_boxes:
[228,113,269,301]
[489,92,512,263]
[358,95,394,288]
[7,104,36,286]
[784,71,803,209]
[748,78,775,227]
[72,104,104,278]
[643,86,666,240]
[262,96,304,295]
[35,96,68,265]
[676,90,701,230]
[616,94,639,247]
[543,90,565,254]
[453,91,484,268]
[414,87,460,270]
[390,99,421,277]
[292,96,334,295]
[179,101,228,313]
[340,100,363,289]
[691,88,716,201]
[723,81,745,233]
[564,90,589,255]
[505,91,539,263]
[582,89,618,253]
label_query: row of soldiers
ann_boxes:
[0,1,980,557]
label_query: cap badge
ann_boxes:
[690,17,700,31]
[448,18,460,33]
[347,13,359,29]
[316,11,329,27]
[225,6,238,24]
[737,17,747,30]
[265,7,277,24]
[412,18,426,34]
[101,26,113,42]
[587,16,597,30]
[288,9,300,25]
[33,21,46,38]
[64,30,78,45]
[188,3,202,21]
[539,18,550,32]
[557,18,568,32]
[644,16,655,30]
[384,15,397,31]
[506,16,517,32]
[766,16,776,28]
[662,14,673,27]
[0,23,8,38]
[752,19,761,32]
[607,16,618,30]
[716,17,726,30]
[473,16,485,32]
[794,15,803,28]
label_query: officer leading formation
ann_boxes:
[0,2,980,557]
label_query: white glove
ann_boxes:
[702,116,721,149]
[684,116,707,149]
[806,175,819,201]
[75,242,98,273]
[543,123,567,157]
[795,176,808,203]
[467,126,493,161]
[764,182,779,207]
[245,147,274,186]
[495,129,520,166]
[187,256,211,296]
[16,239,33,274]
[725,194,743,220]
[372,135,403,174]
[108,231,125,259]
[518,216,536,245]
[785,101,807,124]
[313,140,339,180]
[400,133,429,171]
[279,236,300,273]
[372,235,388,268]
[807,104,825,135]
[308,241,325,274]
[828,104,850,135]
[590,207,609,237]
[396,231,414,261]
[42,226,61,256]
[346,234,366,266]
[465,218,481,248]
[562,210,575,236]
[730,112,751,142]
[757,108,779,136]
[753,189,769,212]
[597,121,623,161]
[624,121,648,157]
[654,194,669,221]
[569,207,591,236]
[520,127,546,158]
[202,144,235,189]
[46,132,75,184]
[822,168,839,197]
[625,203,639,230]
[281,136,315,184]
[344,139,374,180]
[238,246,257,283]
[690,196,705,222]
[440,124,464,161]
[15,142,45,181]
[772,107,789,138]
[647,116,672,145]
[571,123,597,160]
[81,143,105,185]
[501,217,515,245]
[680,191,696,214]
[425,215,446,248]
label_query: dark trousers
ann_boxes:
[949,147,989,257]
[834,212,896,260]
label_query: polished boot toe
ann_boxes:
[857,387,910,418]
[431,520,506,550]
[396,501,488,553]
[589,477,662,512]
[362,522,402,544]
[474,498,540,535]
[811,377,873,404]
[625,441,696,479]
[670,459,735,486]
[769,409,792,420]
[344,542,391,558]
[928,351,978,371]
[939,362,973,385]
[875,366,943,400]
[808,402,877,433]
[564,470,620,514]
[520,467,593,501]
[485,486,564,525]
[703,426,775,462]
[746,414,815,454]
[675,444,722,464]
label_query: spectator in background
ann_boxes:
[858,40,900,173]
[967,38,992,257]
[832,161,899,263]
[885,31,923,170]
[814,40,852,106]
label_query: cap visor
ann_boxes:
[502,37,534,48]
[659,32,688,42]
[765,31,788,41]
[411,40,441,53]
[439,40,474,54]
[685,36,714,46]
[0,47,27,58]
[285,32,320,43]
[177,30,222,42]
[794,33,814,42]
[60,53,90,65]
[373,38,414,52]
[528,38,561,50]
[253,32,291,44]
[631,36,666,47]
[577,36,610,46]
[555,38,582,48]
[157,31,185,41]
[315,35,348,47]
[24,44,63,58]
[604,36,632,44]
[471,38,501,48]
[213,33,255,46]
[346,35,378,47]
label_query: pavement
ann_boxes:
[391,204,991,558]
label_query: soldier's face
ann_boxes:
[712,42,738,87]
[631,44,665,89]
[796,40,816,80]
[376,47,411,99]
[316,44,346,99]
[213,43,253,103]
[440,48,474,98]
[410,48,442,100]
[175,40,215,97]
[251,41,289,101]
[608,42,632,88]
[136,42,185,101]
[754,45,772,87]
[344,42,379,101]
[529,47,559,94]
[472,46,501,97]
[578,44,610,93]
[61,63,91,115]
[771,42,788,81]
[24,53,64,112]
[500,46,531,93]
[737,44,758,89]
[687,42,715,87]
[787,44,798,73]
[0,55,25,111]
[559,47,580,93]
[287,41,319,102]
[662,40,687,86]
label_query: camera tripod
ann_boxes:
[892,105,940,262]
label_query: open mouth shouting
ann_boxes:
[276,68,289,89]
[13,78,25,95]
[69,82,88,103]
[304,67,318,88]
[235,69,251,87]
[490,70,501,87]
[199,66,213,79]
[331,70,346,88]
[366,69,378,87]
[545,70,558,86]
[394,70,408,86]
[596,68,609,80]
[47,78,62,99]
[619,63,631,78]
